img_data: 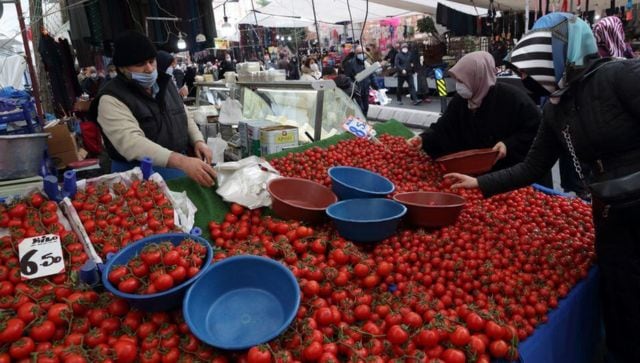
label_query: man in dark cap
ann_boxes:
[90,31,215,186]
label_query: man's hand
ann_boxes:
[492,141,507,160]
[407,135,423,150]
[182,157,216,187]
[194,140,213,164]
[169,152,216,187]
[444,173,479,189]
[179,85,189,98]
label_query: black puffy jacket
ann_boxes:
[478,58,640,197]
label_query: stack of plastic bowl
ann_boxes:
[326,166,406,242]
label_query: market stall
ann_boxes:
[0,117,602,362]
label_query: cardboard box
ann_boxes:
[238,120,275,157]
[45,123,78,155]
[260,125,299,156]
[44,122,82,168]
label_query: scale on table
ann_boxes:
[0,176,44,199]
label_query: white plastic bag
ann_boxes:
[218,98,243,125]
[215,156,280,209]
[376,89,391,106]
[207,135,228,165]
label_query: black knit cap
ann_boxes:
[113,31,157,67]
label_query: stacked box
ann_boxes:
[238,120,275,157]
[260,125,299,156]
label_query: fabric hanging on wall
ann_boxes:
[85,0,104,48]
[39,34,81,116]
[436,3,479,36]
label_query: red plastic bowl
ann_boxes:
[435,148,499,175]
[267,177,338,223]
[393,191,466,227]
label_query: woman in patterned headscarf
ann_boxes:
[594,16,635,59]
[447,13,640,362]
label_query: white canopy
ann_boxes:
[238,11,316,27]
[248,0,488,26]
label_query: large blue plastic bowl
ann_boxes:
[183,255,300,350]
[101,233,213,312]
[328,166,395,200]
[326,198,407,242]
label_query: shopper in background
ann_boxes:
[91,30,215,186]
[384,42,399,66]
[157,51,188,98]
[345,45,378,117]
[446,14,640,362]
[81,66,105,98]
[105,64,117,82]
[219,53,235,79]
[394,43,420,105]
[408,51,543,175]
[277,52,289,73]
[594,16,636,59]
[263,53,275,70]
[300,57,320,81]
[287,57,300,80]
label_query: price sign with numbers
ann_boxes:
[342,116,375,139]
[18,234,65,280]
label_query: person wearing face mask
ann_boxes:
[105,64,118,82]
[81,66,105,98]
[407,51,542,174]
[445,13,640,363]
[157,51,188,98]
[90,31,215,186]
[300,58,320,81]
[394,43,420,105]
[345,45,378,117]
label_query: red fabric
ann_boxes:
[79,121,102,154]
[562,0,568,11]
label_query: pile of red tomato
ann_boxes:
[0,193,225,363]
[71,180,181,258]
[0,134,595,363]
[108,239,207,295]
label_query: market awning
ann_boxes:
[251,0,488,26]
[238,11,316,27]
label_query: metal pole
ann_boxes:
[15,0,44,124]
[525,0,530,33]
[310,0,322,52]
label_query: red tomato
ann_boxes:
[246,346,272,363]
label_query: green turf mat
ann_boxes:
[167,119,413,227]
[266,119,413,160]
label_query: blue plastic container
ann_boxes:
[183,255,300,350]
[328,166,395,200]
[101,233,213,312]
[326,198,407,242]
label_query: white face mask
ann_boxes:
[108,71,117,78]
[456,82,473,99]
[402,48,408,53]
[310,63,319,72]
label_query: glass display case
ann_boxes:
[194,80,365,141]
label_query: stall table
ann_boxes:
[166,119,603,362]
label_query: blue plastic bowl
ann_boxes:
[101,233,213,312]
[183,255,300,350]
[326,198,407,242]
[328,166,395,200]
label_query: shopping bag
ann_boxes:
[207,135,227,165]
[215,156,280,209]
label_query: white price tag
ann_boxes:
[342,116,374,139]
[18,234,65,280]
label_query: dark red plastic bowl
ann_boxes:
[435,148,499,175]
[268,177,338,223]
[393,192,466,227]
